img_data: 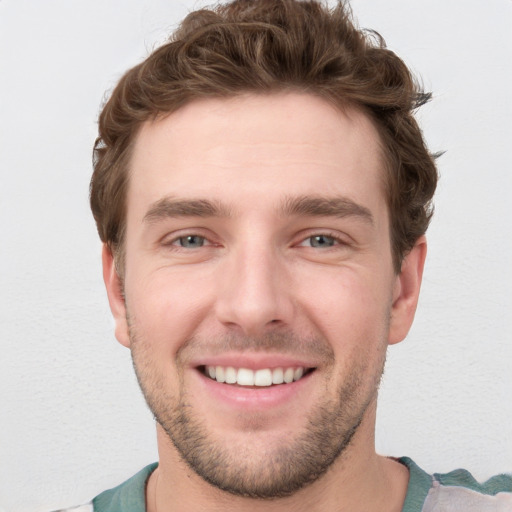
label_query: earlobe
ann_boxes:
[388,236,427,345]
[102,244,131,348]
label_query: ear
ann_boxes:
[388,236,427,345]
[102,244,131,348]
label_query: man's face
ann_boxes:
[104,93,423,497]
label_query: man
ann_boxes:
[81,0,511,510]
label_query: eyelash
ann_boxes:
[162,232,214,250]
[162,231,348,251]
[298,232,345,249]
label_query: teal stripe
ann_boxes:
[398,457,432,512]
[434,468,512,496]
[93,463,158,512]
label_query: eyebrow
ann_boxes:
[280,195,374,224]
[143,194,373,225]
[143,197,232,224]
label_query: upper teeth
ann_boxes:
[205,366,306,387]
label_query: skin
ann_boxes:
[103,93,426,511]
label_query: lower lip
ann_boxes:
[193,369,314,411]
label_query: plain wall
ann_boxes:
[0,1,511,511]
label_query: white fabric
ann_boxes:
[422,480,512,512]
[50,504,93,512]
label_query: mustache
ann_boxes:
[176,330,335,364]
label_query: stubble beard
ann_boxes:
[129,325,386,499]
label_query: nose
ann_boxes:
[214,242,294,336]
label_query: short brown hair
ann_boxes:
[91,0,437,273]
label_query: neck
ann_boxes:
[146,405,409,512]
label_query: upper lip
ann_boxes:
[189,353,319,371]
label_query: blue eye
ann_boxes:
[308,235,336,248]
[176,235,205,248]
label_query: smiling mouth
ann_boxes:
[200,365,315,387]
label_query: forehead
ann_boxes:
[128,93,386,219]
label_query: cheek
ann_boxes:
[126,269,215,356]
[301,266,392,348]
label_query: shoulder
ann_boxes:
[92,463,158,512]
[47,463,158,512]
[399,456,512,512]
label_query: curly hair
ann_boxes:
[91,0,437,273]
